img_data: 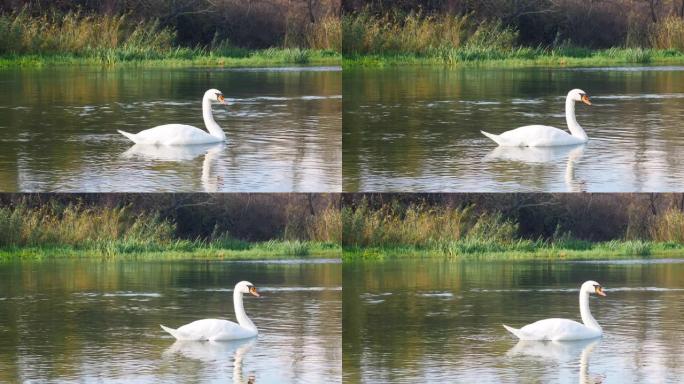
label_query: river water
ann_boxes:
[0,258,341,383]
[343,66,684,192]
[0,66,341,192]
[343,258,684,383]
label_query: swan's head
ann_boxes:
[235,281,260,297]
[205,88,227,105]
[581,280,606,297]
[569,89,592,106]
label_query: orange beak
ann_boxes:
[249,286,260,297]
[581,94,592,106]
[596,286,606,296]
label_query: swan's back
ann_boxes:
[488,125,586,147]
[504,318,601,341]
[161,318,257,341]
[120,124,222,145]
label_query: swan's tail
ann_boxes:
[117,129,139,144]
[502,324,524,339]
[481,130,505,146]
[160,324,181,340]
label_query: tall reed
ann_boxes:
[342,200,520,248]
[650,209,684,242]
[342,10,518,56]
[650,16,684,51]
[0,203,175,247]
[306,15,342,52]
[0,9,186,59]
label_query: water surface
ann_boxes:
[0,66,341,192]
[343,258,684,383]
[0,258,341,383]
[343,66,684,191]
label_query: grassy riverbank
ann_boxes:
[0,50,340,68]
[342,10,684,68]
[342,197,684,261]
[1,241,340,261]
[0,11,340,67]
[0,197,341,260]
[343,47,684,68]
[343,242,684,261]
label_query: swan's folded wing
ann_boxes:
[518,318,599,341]
[496,125,585,147]
[169,319,256,341]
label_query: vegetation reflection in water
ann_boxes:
[0,259,341,383]
[343,258,684,383]
[343,66,684,192]
[0,66,341,192]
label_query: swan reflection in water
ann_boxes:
[484,144,586,192]
[121,143,225,192]
[164,337,257,383]
[507,338,604,384]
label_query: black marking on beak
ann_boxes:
[593,284,606,296]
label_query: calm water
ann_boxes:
[343,66,684,192]
[343,258,684,383]
[0,66,341,192]
[0,258,341,383]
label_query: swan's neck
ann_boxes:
[579,290,601,331]
[233,290,257,331]
[565,97,588,141]
[202,97,226,140]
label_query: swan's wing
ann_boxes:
[495,125,581,147]
[128,124,218,145]
[170,319,256,341]
[517,318,599,341]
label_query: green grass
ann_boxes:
[0,49,341,68]
[343,47,684,68]
[342,241,684,262]
[0,241,341,261]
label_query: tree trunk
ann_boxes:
[649,0,659,23]
[307,0,316,23]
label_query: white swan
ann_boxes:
[503,280,606,341]
[118,89,227,145]
[482,89,592,147]
[161,281,260,341]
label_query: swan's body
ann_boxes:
[119,89,227,145]
[161,281,259,341]
[482,89,592,147]
[503,280,606,341]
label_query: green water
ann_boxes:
[0,258,341,383]
[343,66,684,192]
[343,258,684,383]
[0,66,341,192]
